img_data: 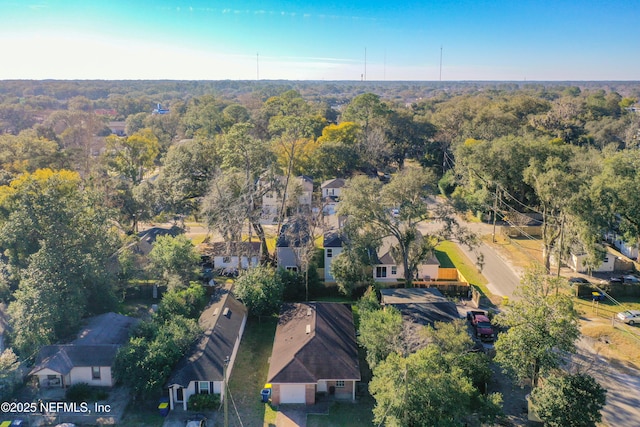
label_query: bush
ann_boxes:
[65,383,108,402]
[188,393,220,410]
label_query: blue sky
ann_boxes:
[0,0,638,80]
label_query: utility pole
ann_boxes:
[223,356,230,427]
[364,47,367,81]
[556,214,566,280]
[492,186,499,243]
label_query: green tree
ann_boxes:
[329,250,372,297]
[358,306,403,369]
[338,169,443,286]
[531,373,606,427]
[233,265,283,317]
[104,128,160,186]
[1,170,118,356]
[494,265,580,387]
[154,137,220,217]
[370,347,480,427]
[148,234,200,289]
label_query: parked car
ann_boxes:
[623,275,640,284]
[568,277,590,285]
[467,310,495,342]
[185,414,207,427]
[616,310,640,325]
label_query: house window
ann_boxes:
[91,367,101,380]
[223,256,231,263]
[327,249,333,258]
[391,266,397,275]
[336,380,345,388]
[199,381,210,395]
[376,266,387,278]
[286,266,298,272]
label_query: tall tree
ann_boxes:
[148,234,200,289]
[494,265,580,387]
[232,265,283,318]
[531,372,606,427]
[338,168,450,286]
[2,169,118,356]
[369,345,500,427]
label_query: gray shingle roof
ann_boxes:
[30,345,119,375]
[74,312,139,345]
[321,178,346,189]
[29,312,137,376]
[166,291,247,387]
[380,288,461,325]
[267,302,361,384]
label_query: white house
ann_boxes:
[29,313,138,389]
[323,232,344,282]
[260,175,314,224]
[372,236,440,282]
[606,231,639,260]
[166,290,247,410]
[203,242,260,272]
[567,250,616,273]
[320,178,346,215]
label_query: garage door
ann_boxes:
[279,384,306,404]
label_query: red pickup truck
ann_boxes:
[467,310,495,342]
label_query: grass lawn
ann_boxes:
[223,316,278,427]
[119,402,165,427]
[435,240,492,297]
[307,395,375,427]
[575,295,640,370]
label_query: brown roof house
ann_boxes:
[166,289,247,410]
[267,302,361,405]
[29,312,138,389]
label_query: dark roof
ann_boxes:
[28,312,137,376]
[167,290,247,387]
[380,288,461,326]
[267,302,361,384]
[323,232,344,248]
[201,242,261,257]
[134,226,181,256]
[321,178,346,189]
[276,218,312,248]
[74,312,139,345]
[30,345,119,375]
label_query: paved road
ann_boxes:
[574,337,640,427]
[457,237,522,300]
[417,200,523,300]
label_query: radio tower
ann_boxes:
[439,46,443,81]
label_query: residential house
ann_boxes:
[276,217,313,272]
[267,302,360,405]
[260,175,314,224]
[373,236,440,282]
[320,178,346,215]
[29,313,138,389]
[201,242,261,272]
[323,232,344,283]
[166,289,247,410]
[380,288,461,325]
[380,288,462,353]
[567,248,617,273]
[606,231,639,260]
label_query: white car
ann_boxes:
[616,310,640,325]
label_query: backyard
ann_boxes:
[222,316,278,427]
